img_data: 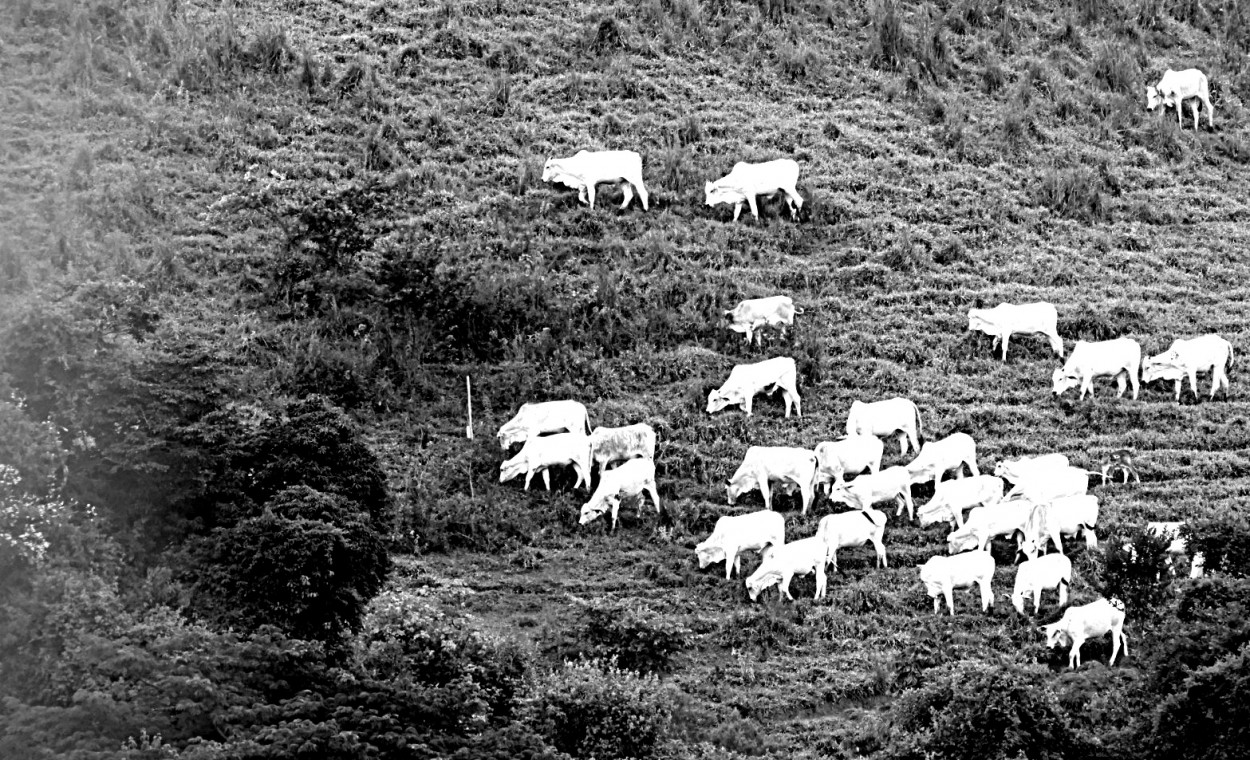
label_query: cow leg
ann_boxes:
[800,481,812,515]
[577,185,588,204]
[968,458,981,477]
[634,179,650,211]
[1191,100,1200,131]
[932,595,941,614]
[610,501,620,533]
[944,587,956,616]
[646,481,661,513]
[979,578,993,611]
[1049,331,1065,357]
[586,182,597,209]
[543,469,552,491]
[1109,630,1121,666]
[814,564,827,600]
[1188,369,1200,401]
[747,194,760,220]
[1000,331,1010,360]
[898,432,910,457]
[743,326,753,345]
[759,477,771,511]
[523,469,536,491]
[1173,379,1182,402]
[1058,581,1069,607]
[1115,373,1127,398]
[781,572,794,602]
[903,489,915,520]
[618,181,634,209]
[1204,96,1215,129]
[732,201,743,222]
[872,536,887,567]
[783,184,803,220]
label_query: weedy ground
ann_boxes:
[6,0,1250,754]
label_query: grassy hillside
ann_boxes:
[7,0,1250,756]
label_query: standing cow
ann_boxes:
[1146,68,1214,130]
[725,296,800,346]
[845,398,923,457]
[707,357,802,418]
[1142,334,1234,402]
[1052,338,1142,401]
[542,150,650,210]
[967,302,1064,360]
[705,159,804,222]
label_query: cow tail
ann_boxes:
[1228,341,1236,372]
[914,402,924,446]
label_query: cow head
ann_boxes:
[1042,621,1071,649]
[705,182,744,208]
[1009,590,1027,615]
[917,503,952,528]
[745,568,778,601]
[1051,368,1081,396]
[1017,535,1042,562]
[967,309,992,332]
[1142,356,1184,383]
[695,538,725,569]
[725,475,754,505]
[946,530,977,554]
[578,500,606,525]
[498,455,528,484]
[1146,85,1161,111]
[541,158,560,182]
[707,388,740,414]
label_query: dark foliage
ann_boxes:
[543,597,689,674]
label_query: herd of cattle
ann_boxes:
[507,67,1224,669]
[492,293,1226,668]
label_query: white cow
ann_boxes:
[745,536,828,602]
[829,465,914,520]
[705,159,804,222]
[917,475,1004,528]
[1052,338,1142,400]
[905,432,980,489]
[497,400,590,450]
[967,302,1064,360]
[725,446,818,514]
[1146,68,1213,130]
[1019,495,1100,560]
[1004,466,1093,503]
[707,356,801,418]
[725,295,800,346]
[946,500,1035,554]
[845,398,923,456]
[920,550,996,615]
[588,424,656,474]
[1142,334,1234,401]
[695,510,786,580]
[994,453,1070,485]
[813,435,884,493]
[1009,553,1072,614]
[816,508,888,572]
[1042,598,1128,669]
[578,458,661,532]
[499,432,592,491]
[541,150,650,210]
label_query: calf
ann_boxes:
[946,500,1034,554]
[1009,553,1072,614]
[695,510,786,580]
[578,458,661,532]
[726,295,800,346]
[905,432,980,489]
[814,435,884,493]
[1142,334,1234,402]
[726,446,818,514]
[829,465,914,520]
[918,475,1004,528]
[745,536,828,602]
[542,150,650,210]
[499,432,592,492]
[967,301,1064,360]
[705,159,804,222]
[1042,598,1129,669]
[1100,449,1141,484]
[920,550,996,615]
[845,397,923,456]
[1146,68,1213,130]
[1052,338,1143,400]
[707,356,801,418]
[817,508,888,572]
[1020,494,1100,559]
[588,423,656,475]
[497,400,591,450]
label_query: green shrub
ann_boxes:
[868,0,908,70]
[1093,526,1176,619]
[544,597,689,674]
[1184,517,1250,577]
[1148,644,1250,760]
[523,659,675,760]
[1092,42,1140,96]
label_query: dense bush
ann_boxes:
[1094,527,1176,618]
[522,659,675,760]
[544,597,689,674]
[1184,517,1250,576]
[1148,644,1250,759]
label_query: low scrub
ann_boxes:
[544,597,689,674]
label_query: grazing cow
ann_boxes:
[994,453,1070,485]
[1042,598,1129,669]
[1004,466,1094,503]
[905,432,980,489]
[817,508,888,572]
[1052,338,1143,400]
[497,400,590,450]
[726,446,818,514]
[707,357,801,418]
[1100,449,1141,484]
[813,435,884,493]
[845,398,924,456]
[578,458,661,532]
[705,159,804,222]
[1009,553,1073,615]
[829,465,915,520]
[542,150,650,210]
[1019,495,1100,560]
[1142,334,1234,401]
[1146,68,1214,130]
[725,295,801,346]
[588,424,657,475]
[918,475,1005,528]
[745,536,828,602]
[967,302,1064,360]
[499,432,592,492]
[920,551,996,615]
[946,500,1035,555]
[695,510,786,580]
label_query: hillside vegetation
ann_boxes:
[6,0,1250,757]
